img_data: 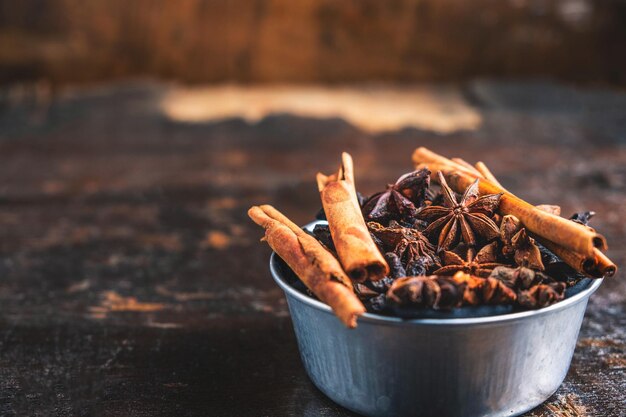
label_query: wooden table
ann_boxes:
[0,81,624,416]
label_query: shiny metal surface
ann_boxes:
[269,228,603,417]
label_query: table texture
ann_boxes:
[0,81,624,416]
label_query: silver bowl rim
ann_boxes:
[269,220,604,326]
[270,252,603,326]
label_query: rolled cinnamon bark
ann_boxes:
[413,147,480,178]
[535,204,561,216]
[592,248,618,277]
[532,205,616,278]
[475,161,505,189]
[451,157,483,177]
[248,205,366,328]
[317,152,389,281]
[412,149,608,257]
[420,152,616,277]
[537,238,616,278]
[469,165,616,278]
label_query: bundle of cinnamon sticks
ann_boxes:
[249,149,616,328]
[249,153,387,328]
[411,147,616,279]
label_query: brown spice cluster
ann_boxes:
[250,149,614,327]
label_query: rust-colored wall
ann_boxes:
[0,0,624,85]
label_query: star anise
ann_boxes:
[499,215,544,270]
[499,215,521,258]
[417,172,502,251]
[405,256,430,276]
[489,266,544,289]
[489,266,566,309]
[510,228,544,270]
[517,282,566,309]
[433,242,504,278]
[386,275,465,310]
[368,221,439,270]
[362,169,430,222]
[452,271,517,305]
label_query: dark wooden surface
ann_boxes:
[0,81,624,416]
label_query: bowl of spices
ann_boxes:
[248,149,616,417]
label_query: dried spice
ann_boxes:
[489,266,544,289]
[249,205,365,328]
[252,149,614,326]
[433,242,505,278]
[489,266,566,308]
[368,221,440,269]
[317,152,389,281]
[354,283,381,298]
[570,211,595,226]
[425,186,443,206]
[316,192,367,220]
[385,252,407,279]
[498,215,544,270]
[510,228,545,270]
[417,172,502,251]
[500,215,522,258]
[386,276,465,310]
[365,293,387,313]
[517,282,566,309]
[312,224,335,252]
[405,256,430,276]
[452,272,517,306]
[362,169,430,223]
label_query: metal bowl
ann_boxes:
[269,224,603,417]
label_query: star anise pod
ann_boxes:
[499,214,522,258]
[368,221,439,270]
[452,271,517,305]
[386,275,465,310]
[362,169,430,222]
[433,242,505,278]
[517,282,566,309]
[489,266,545,289]
[417,172,502,252]
[489,266,566,309]
[499,215,544,270]
[510,228,544,270]
[405,256,430,276]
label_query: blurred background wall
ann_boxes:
[0,0,625,87]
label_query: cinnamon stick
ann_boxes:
[317,152,389,281]
[248,205,366,328]
[475,161,505,189]
[412,149,608,257]
[413,147,480,178]
[535,204,561,216]
[532,206,617,278]
[592,248,618,278]
[468,161,615,278]
[538,238,616,278]
[451,157,483,177]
